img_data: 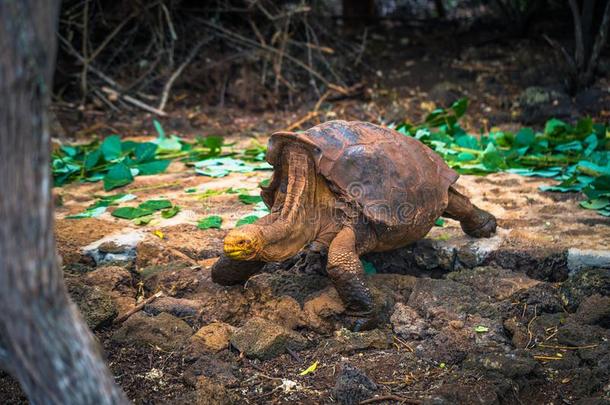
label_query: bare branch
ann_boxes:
[158,37,210,111]
[585,0,610,82]
[568,0,585,70]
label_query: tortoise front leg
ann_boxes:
[327,227,376,330]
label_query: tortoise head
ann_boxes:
[223,225,265,261]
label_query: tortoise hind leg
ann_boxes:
[443,186,497,238]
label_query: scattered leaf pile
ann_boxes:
[395,99,610,216]
[52,120,270,190]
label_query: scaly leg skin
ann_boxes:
[211,254,266,286]
[443,186,497,238]
[327,227,379,331]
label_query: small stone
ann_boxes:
[333,363,377,405]
[190,322,236,353]
[328,328,392,354]
[391,303,428,339]
[230,317,307,360]
[66,278,117,329]
[112,312,192,351]
[463,351,537,378]
[576,295,610,328]
[249,296,305,330]
[145,296,204,324]
[449,320,464,330]
[561,267,610,311]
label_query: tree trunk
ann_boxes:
[0,1,128,404]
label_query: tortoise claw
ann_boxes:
[462,209,497,238]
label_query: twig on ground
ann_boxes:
[101,87,167,117]
[359,394,424,404]
[113,291,164,325]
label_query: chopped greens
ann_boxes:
[395,99,610,216]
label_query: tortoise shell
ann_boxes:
[263,120,459,228]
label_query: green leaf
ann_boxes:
[101,135,122,161]
[455,134,479,149]
[153,119,166,139]
[434,218,445,227]
[259,178,271,187]
[134,159,171,175]
[238,194,263,204]
[60,145,78,157]
[111,207,153,219]
[577,161,610,177]
[134,142,158,163]
[580,198,610,210]
[66,206,107,219]
[450,98,468,118]
[197,215,223,229]
[103,162,134,191]
[236,215,259,227]
[515,128,535,146]
[457,152,476,162]
[139,199,172,211]
[481,143,504,170]
[84,149,102,171]
[161,205,181,218]
[544,118,569,137]
[133,215,154,225]
[474,325,489,333]
[361,259,377,275]
[555,141,582,153]
[194,157,255,178]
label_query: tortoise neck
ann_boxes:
[258,145,319,262]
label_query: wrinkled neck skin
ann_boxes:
[256,145,320,262]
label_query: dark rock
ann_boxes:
[407,278,495,320]
[188,322,236,355]
[326,328,392,354]
[577,295,610,328]
[561,268,610,311]
[507,282,564,314]
[112,312,192,351]
[333,363,377,405]
[84,265,133,292]
[448,267,539,300]
[244,270,330,305]
[568,368,605,398]
[575,88,604,112]
[556,319,606,347]
[364,239,456,278]
[489,249,568,282]
[183,353,239,388]
[428,378,512,405]
[518,86,571,124]
[65,277,117,329]
[463,351,537,378]
[230,317,307,360]
[391,302,429,339]
[144,296,204,324]
[415,312,508,364]
[141,263,205,297]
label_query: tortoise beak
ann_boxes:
[223,230,259,260]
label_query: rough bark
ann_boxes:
[0,1,128,404]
